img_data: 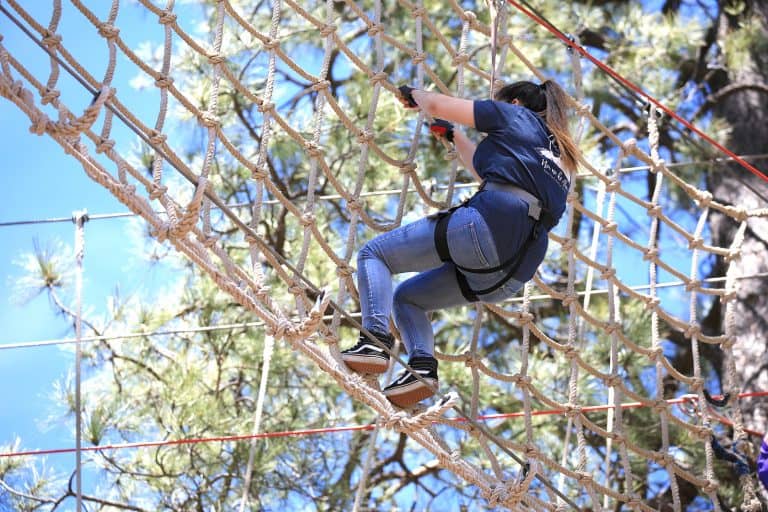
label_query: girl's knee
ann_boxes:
[357,240,378,263]
[393,281,417,307]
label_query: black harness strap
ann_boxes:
[434,185,556,302]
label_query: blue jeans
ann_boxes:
[357,206,525,359]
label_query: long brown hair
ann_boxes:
[494,80,579,173]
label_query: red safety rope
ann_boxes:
[2,391,765,459]
[506,0,768,184]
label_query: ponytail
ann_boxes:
[495,79,580,173]
[539,80,579,173]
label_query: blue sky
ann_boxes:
[0,2,193,499]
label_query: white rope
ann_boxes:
[72,209,88,512]
[239,334,276,511]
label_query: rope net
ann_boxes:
[1,1,766,510]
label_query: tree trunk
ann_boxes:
[707,0,768,433]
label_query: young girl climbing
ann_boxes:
[341,80,579,407]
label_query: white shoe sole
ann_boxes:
[384,378,437,407]
[342,354,388,374]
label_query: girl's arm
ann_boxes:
[452,129,481,183]
[410,90,475,128]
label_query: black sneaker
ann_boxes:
[341,332,394,374]
[383,356,438,407]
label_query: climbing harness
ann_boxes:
[433,180,556,301]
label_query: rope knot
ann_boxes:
[684,278,700,292]
[689,377,704,392]
[263,37,280,50]
[603,321,620,335]
[148,130,167,146]
[41,31,62,49]
[733,207,749,223]
[200,111,219,128]
[601,267,616,280]
[643,295,660,311]
[461,10,477,23]
[647,204,662,218]
[452,53,470,66]
[565,403,582,418]
[696,190,713,208]
[335,263,355,278]
[251,165,269,180]
[257,101,275,113]
[725,246,742,262]
[650,158,666,173]
[692,424,711,440]
[643,247,659,261]
[702,480,719,495]
[524,445,539,459]
[243,232,259,246]
[154,75,173,89]
[367,24,383,37]
[98,23,120,40]
[517,311,535,325]
[151,222,171,243]
[566,190,579,203]
[411,52,426,65]
[369,71,387,86]
[576,471,592,486]
[40,87,61,106]
[561,293,578,307]
[207,52,225,66]
[560,238,576,252]
[411,6,427,18]
[158,11,178,25]
[512,374,532,389]
[688,236,705,250]
[148,184,168,200]
[486,481,523,507]
[347,198,365,215]
[605,374,623,387]
[320,24,337,37]
[684,323,701,339]
[356,129,374,144]
[399,162,417,175]
[622,138,638,153]
[605,178,621,192]
[652,399,668,413]
[562,345,579,361]
[304,141,323,158]
[299,212,315,227]
[201,234,219,249]
[602,221,618,235]
[96,137,115,154]
[576,103,591,116]
[267,318,295,340]
[287,281,304,296]
[311,79,330,92]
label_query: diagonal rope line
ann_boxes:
[507,0,768,184]
[2,391,765,460]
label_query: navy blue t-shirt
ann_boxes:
[466,100,570,281]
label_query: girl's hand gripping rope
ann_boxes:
[429,119,454,144]
[397,85,419,109]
